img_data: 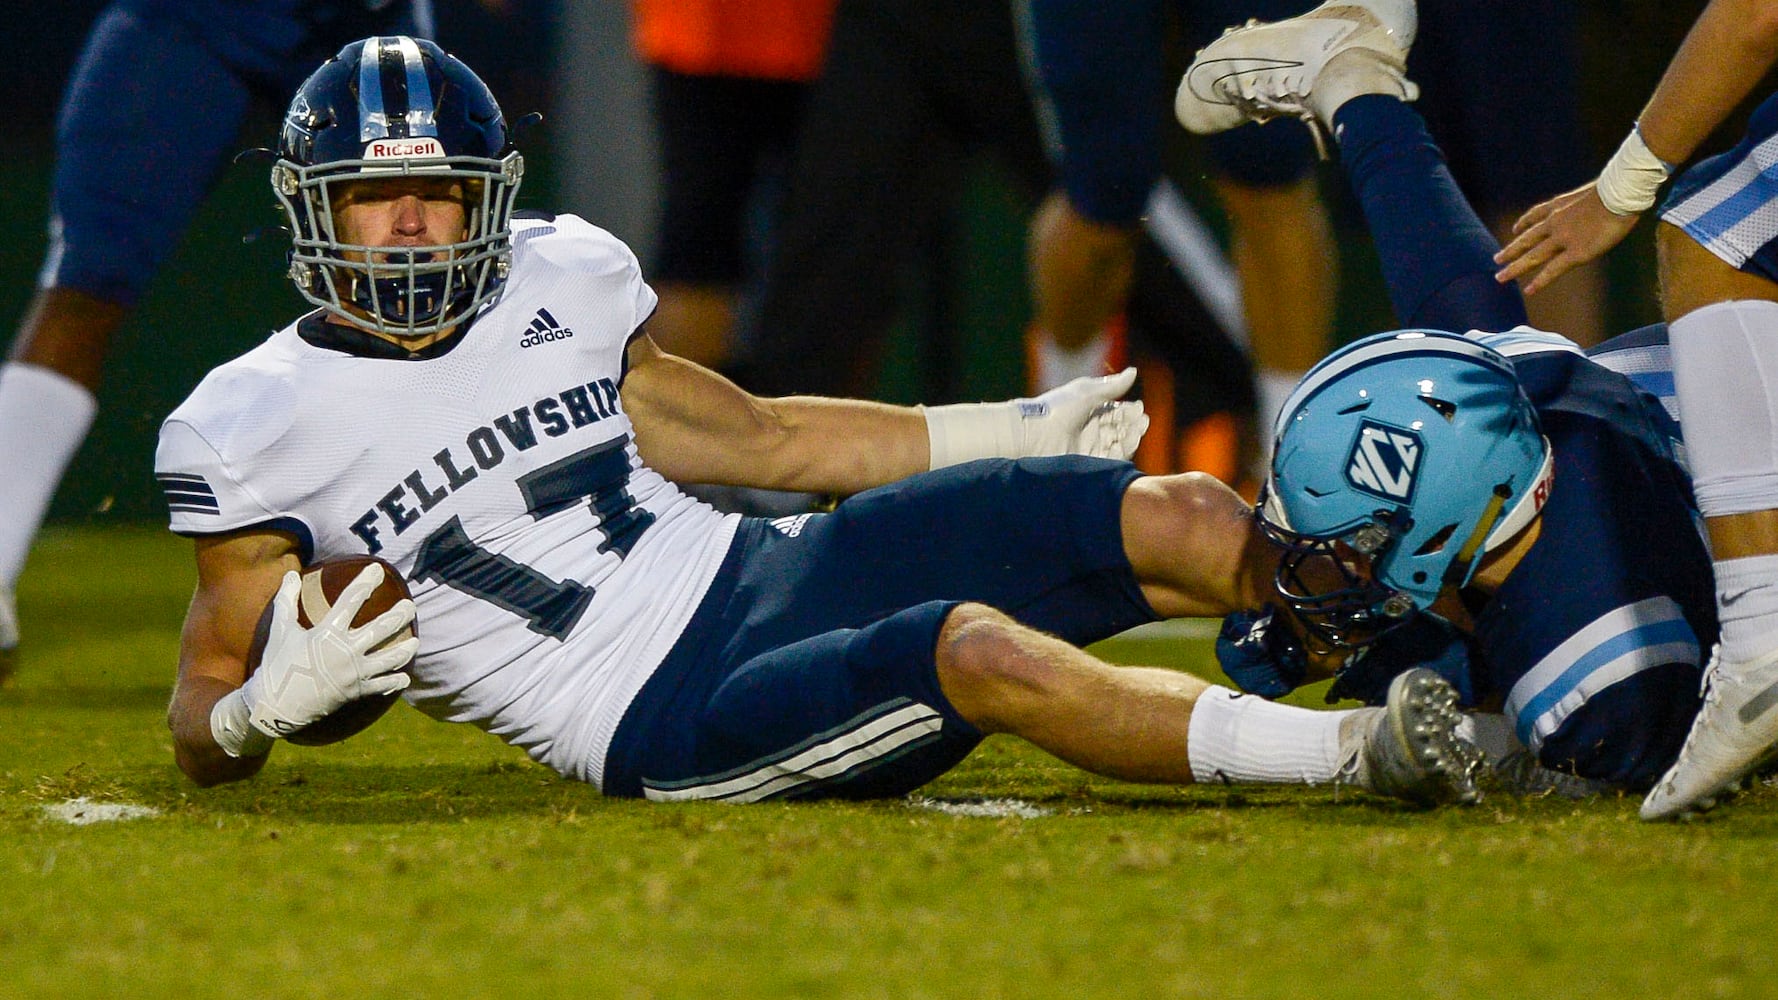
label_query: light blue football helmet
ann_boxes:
[1257,330,1553,648]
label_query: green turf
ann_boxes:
[6,527,1778,998]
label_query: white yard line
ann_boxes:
[908,797,1053,819]
[41,798,160,825]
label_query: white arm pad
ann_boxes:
[1596,124,1674,216]
[923,368,1148,469]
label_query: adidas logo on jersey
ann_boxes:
[770,514,813,538]
[520,307,574,348]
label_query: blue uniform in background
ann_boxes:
[1020,0,1319,225]
[43,0,428,305]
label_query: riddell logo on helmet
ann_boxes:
[365,138,444,159]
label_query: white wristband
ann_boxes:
[210,687,275,758]
[922,401,1025,469]
[1596,124,1674,216]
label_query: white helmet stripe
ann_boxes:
[357,37,439,142]
[1275,331,1511,440]
[358,37,390,141]
[393,36,439,136]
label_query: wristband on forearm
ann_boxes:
[922,401,1030,469]
[1596,123,1675,216]
[210,687,275,758]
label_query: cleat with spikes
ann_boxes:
[1356,667,1482,807]
[1175,0,1418,141]
[1641,645,1778,820]
[1487,749,1608,799]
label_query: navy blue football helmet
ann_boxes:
[1258,331,1553,648]
[272,36,524,336]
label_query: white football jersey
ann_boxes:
[156,214,740,787]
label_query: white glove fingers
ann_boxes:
[268,570,304,629]
[1121,406,1151,460]
[323,562,388,629]
[352,599,418,651]
[361,669,415,698]
[361,636,421,676]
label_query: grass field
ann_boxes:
[7,526,1778,998]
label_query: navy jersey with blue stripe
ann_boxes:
[1465,331,1712,786]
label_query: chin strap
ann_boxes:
[1438,439,1555,592]
[1482,441,1555,554]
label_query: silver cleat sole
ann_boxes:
[1367,668,1483,807]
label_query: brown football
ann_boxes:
[244,555,417,746]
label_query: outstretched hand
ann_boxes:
[1032,367,1150,461]
[923,367,1149,468]
[1493,182,1641,296]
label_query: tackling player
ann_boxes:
[1176,0,1718,794]
[158,37,1482,808]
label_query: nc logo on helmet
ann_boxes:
[1346,419,1422,502]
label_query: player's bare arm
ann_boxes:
[622,332,930,494]
[167,531,301,786]
[623,332,1147,495]
[1495,0,1778,293]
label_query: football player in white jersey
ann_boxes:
[158,36,1482,807]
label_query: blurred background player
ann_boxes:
[628,0,835,516]
[1494,0,1778,818]
[1026,0,1338,482]
[1409,0,1605,346]
[629,0,835,371]
[741,0,1258,485]
[0,0,434,679]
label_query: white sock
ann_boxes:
[1668,300,1778,517]
[1186,685,1355,785]
[1031,329,1111,392]
[1713,554,1778,665]
[0,363,97,587]
[1669,301,1778,664]
[1306,50,1416,128]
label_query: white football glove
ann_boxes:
[210,563,418,757]
[923,367,1149,469]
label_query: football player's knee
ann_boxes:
[1125,471,1224,519]
[937,603,1021,683]
[935,604,1049,728]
